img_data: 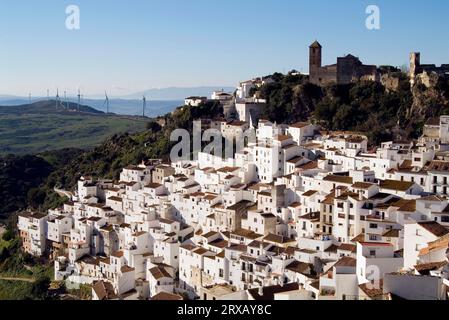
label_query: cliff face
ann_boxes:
[408,74,449,121]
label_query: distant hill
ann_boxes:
[0,100,103,115]
[0,98,183,117]
[0,101,150,155]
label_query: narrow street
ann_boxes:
[0,276,35,283]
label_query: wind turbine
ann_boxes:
[142,95,147,117]
[56,89,60,109]
[103,91,110,114]
[77,88,81,112]
[28,93,31,105]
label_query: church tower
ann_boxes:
[309,41,322,85]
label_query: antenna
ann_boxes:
[104,91,110,114]
[77,89,81,112]
[142,95,147,117]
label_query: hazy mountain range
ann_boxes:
[0,97,182,117]
[0,86,235,116]
[122,86,235,100]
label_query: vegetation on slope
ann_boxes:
[0,154,53,219]
[0,149,84,220]
[0,112,149,155]
[255,71,449,145]
[0,230,53,300]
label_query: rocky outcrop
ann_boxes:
[408,74,449,123]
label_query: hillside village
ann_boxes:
[15,43,449,301]
[17,113,449,300]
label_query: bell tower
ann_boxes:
[309,41,322,84]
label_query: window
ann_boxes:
[369,250,376,257]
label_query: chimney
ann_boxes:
[336,187,342,197]
[298,280,304,290]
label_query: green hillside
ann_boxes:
[0,101,149,155]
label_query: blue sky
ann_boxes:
[0,0,448,97]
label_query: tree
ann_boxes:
[2,229,15,241]
[27,188,47,209]
[30,276,51,300]
[146,121,162,132]
[333,104,354,130]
